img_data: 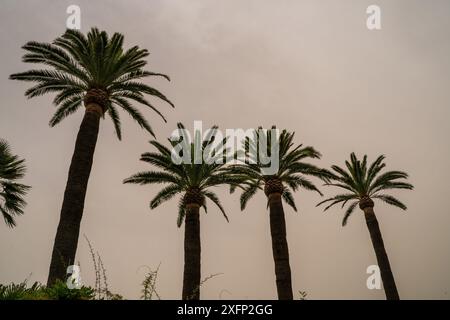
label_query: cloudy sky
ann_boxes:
[1,0,449,299]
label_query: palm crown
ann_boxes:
[124,123,237,227]
[9,27,173,139]
[317,152,413,226]
[0,139,31,227]
[228,128,329,211]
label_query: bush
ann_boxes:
[0,280,95,300]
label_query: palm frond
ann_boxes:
[372,194,407,210]
[10,28,173,138]
[123,171,179,185]
[239,183,260,210]
[281,188,297,212]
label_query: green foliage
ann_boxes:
[124,123,239,227]
[0,280,94,300]
[0,139,31,227]
[227,127,329,211]
[10,27,173,139]
[317,153,414,226]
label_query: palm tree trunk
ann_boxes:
[47,104,102,286]
[363,207,400,300]
[268,193,293,300]
[182,204,201,300]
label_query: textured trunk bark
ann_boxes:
[182,204,201,300]
[268,192,293,300]
[363,207,400,300]
[47,105,101,286]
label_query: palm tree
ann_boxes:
[124,124,235,300]
[0,139,31,227]
[227,128,328,300]
[317,152,413,300]
[10,28,173,285]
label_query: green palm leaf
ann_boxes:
[318,152,413,226]
[0,139,31,228]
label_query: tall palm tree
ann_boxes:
[10,28,173,285]
[0,139,31,227]
[227,128,328,300]
[124,124,235,300]
[317,152,413,300]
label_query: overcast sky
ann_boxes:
[1,0,449,299]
